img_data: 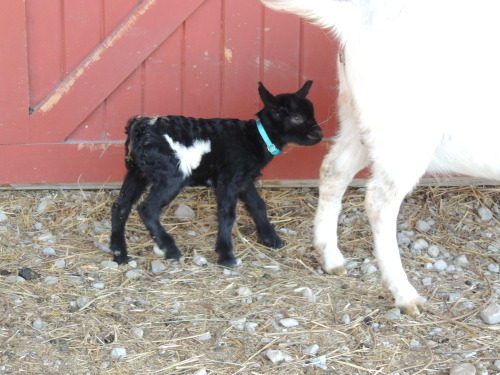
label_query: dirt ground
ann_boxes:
[0,186,499,374]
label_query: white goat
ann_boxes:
[261,0,500,315]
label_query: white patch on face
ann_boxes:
[164,135,211,177]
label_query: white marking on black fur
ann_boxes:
[163,134,211,177]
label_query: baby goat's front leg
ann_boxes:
[239,182,283,249]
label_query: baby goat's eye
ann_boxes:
[290,115,303,125]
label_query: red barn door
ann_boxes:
[0,0,338,186]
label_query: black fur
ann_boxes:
[110,81,322,266]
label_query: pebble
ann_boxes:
[303,344,319,355]
[245,322,258,333]
[493,360,500,371]
[186,230,197,237]
[92,283,105,290]
[99,260,119,270]
[487,263,499,273]
[280,318,299,328]
[265,350,293,364]
[174,204,196,219]
[302,287,315,303]
[151,260,167,274]
[384,308,401,320]
[422,277,433,286]
[110,348,127,360]
[0,213,8,221]
[455,255,470,267]
[412,238,429,251]
[54,259,66,269]
[434,259,448,271]
[309,355,327,370]
[32,318,44,330]
[34,222,43,230]
[6,275,26,283]
[37,199,53,213]
[237,286,252,297]
[193,254,208,267]
[19,267,40,280]
[125,269,144,279]
[427,245,440,258]
[42,247,56,256]
[193,370,207,375]
[76,296,90,309]
[341,314,351,325]
[229,317,246,330]
[197,332,211,341]
[131,328,144,339]
[416,220,431,232]
[44,276,59,285]
[361,263,378,275]
[477,207,493,222]
[279,227,297,235]
[450,363,476,375]
[479,303,500,324]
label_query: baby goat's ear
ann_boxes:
[296,80,313,98]
[258,82,279,108]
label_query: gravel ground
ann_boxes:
[0,186,499,375]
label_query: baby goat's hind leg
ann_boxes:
[110,170,148,264]
[138,177,184,261]
[239,182,283,249]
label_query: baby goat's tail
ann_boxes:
[260,0,358,43]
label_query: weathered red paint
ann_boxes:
[0,0,339,185]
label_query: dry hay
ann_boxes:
[0,186,499,375]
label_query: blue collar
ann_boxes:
[256,119,281,155]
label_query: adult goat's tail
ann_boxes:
[260,0,357,42]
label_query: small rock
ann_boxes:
[44,276,59,285]
[416,220,431,232]
[6,275,26,283]
[131,328,144,339]
[99,260,119,270]
[110,348,127,360]
[303,344,319,355]
[92,283,105,290]
[54,259,66,269]
[37,200,53,213]
[245,322,258,333]
[477,207,493,222]
[151,260,167,274]
[492,360,500,371]
[309,355,327,370]
[479,303,500,324]
[265,350,293,364]
[487,263,499,273]
[186,230,197,237]
[229,317,246,330]
[237,286,252,297]
[450,363,476,375]
[302,287,315,303]
[361,263,378,275]
[98,243,111,253]
[279,228,297,235]
[174,204,195,219]
[193,370,207,375]
[153,245,166,257]
[341,314,351,325]
[42,247,56,256]
[409,339,420,347]
[125,269,144,279]
[422,277,433,286]
[34,222,43,230]
[128,260,138,268]
[38,233,54,242]
[434,259,448,271]
[412,238,429,251]
[455,255,470,267]
[32,318,44,330]
[280,318,299,328]
[193,253,208,266]
[427,245,440,258]
[197,332,211,341]
[19,268,40,280]
[0,212,8,221]
[384,308,401,320]
[76,296,90,309]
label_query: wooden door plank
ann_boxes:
[30,0,207,143]
[0,143,125,185]
[0,0,30,144]
[221,0,262,119]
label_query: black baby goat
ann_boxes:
[110,81,322,267]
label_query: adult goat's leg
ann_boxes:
[110,170,148,264]
[239,181,283,249]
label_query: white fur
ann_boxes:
[263,0,500,314]
[164,135,211,178]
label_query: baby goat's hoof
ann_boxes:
[153,244,183,261]
[262,235,284,249]
[217,255,238,268]
[113,254,130,265]
[397,296,427,317]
